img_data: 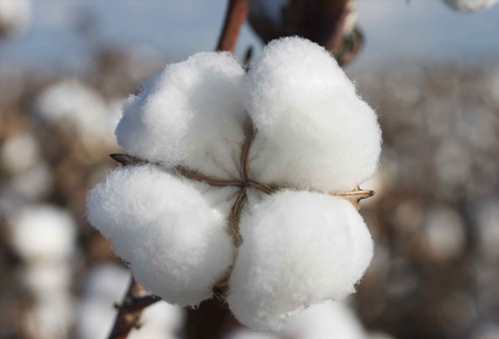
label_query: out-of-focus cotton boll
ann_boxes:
[228,191,373,330]
[1,132,40,173]
[22,262,72,295]
[8,205,76,262]
[443,0,498,12]
[87,165,234,306]
[0,0,31,38]
[25,294,73,339]
[246,37,381,192]
[33,80,116,148]
[281,301,367,339]
[82,263,130,300]
[116,52,246,178]
[423,207,465,260]
[77,264,184,339]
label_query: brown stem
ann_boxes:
[107,278,158,339]
[216,0,249,52]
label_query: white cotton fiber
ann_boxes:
[246,37,381,191]
[8,205,76,261]
[87,165,234,306]
[281,301,367,339]
[0,0,31,38]
[116,52,246,178]
[443,0,498,11]
[228,191,373,330]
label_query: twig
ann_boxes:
[216,0,249,52]
[107,278,160,339]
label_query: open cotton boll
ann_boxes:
[116,52,246,178]
[8,205,76,261]
[1,132,40,173]
[281,301,367,339]
[0,0,31,38]
[33,80,114,147]
[87,165,234,306]
[246,37,381,192]
[443,0,498,12]
[228,191,373,330]
[25,294,73,339]
[22,262,72,296]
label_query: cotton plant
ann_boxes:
[87,37,381,331]
[442,0,498,11]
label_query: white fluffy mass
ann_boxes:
[1,131,40,173]
[88,37,379,330]
[228,191,373,330]
[116,52,246,178]
[247,37,381,191]
[8,204,76,261]
[87,165,234,306]
[33,80,118,149]
[443,0,498,11]
[281,301,367,339]
[0,0,31,38]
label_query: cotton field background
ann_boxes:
[1,1,499,339]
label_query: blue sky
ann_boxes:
[1,0,499,72]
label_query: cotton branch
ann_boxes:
[106,278,160,339]
[216,0,249,52]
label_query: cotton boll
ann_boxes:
[87,165,234,306]
[422,207,465,260]
[0,0,31,38]
[33,80,115,148]
[282,301,367,339]
[228,191,373,330]
[25,294,73,339]
[8,205,76,262]
[247,37,381,192]
[22,262,72,296]
[1,132,40,173]
[443,0,498,12]
[116,52,246,178]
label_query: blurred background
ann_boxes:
[1,1,499,339]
